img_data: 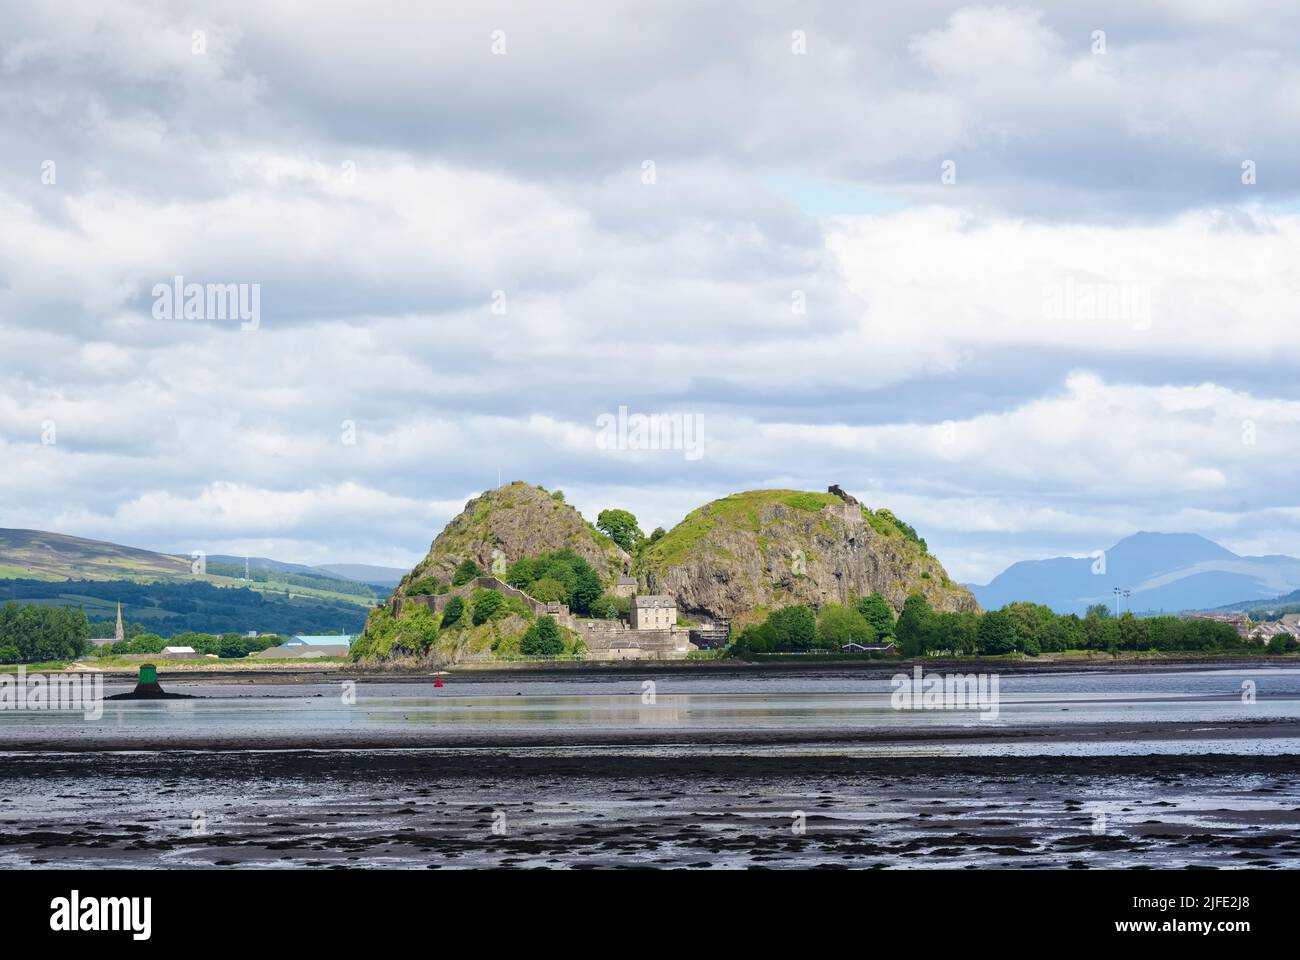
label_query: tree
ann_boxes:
[596,509,644,552]
[521,616,564,656]
[502,550,602,614]
[977,609,1017,655]
[591,593,631,620]
[735,620,778,655]
[816,603,875,649]
[441,595,465,628]
[471,589,504,625]
[932,611,979,655]
[529,577,568,603]
[218,634,248,658]
[1270,633,1299,653]
[570,564,603,614]
[768,605,817,651]
[895,594,933,657]
[452,559,484,587]
[856,594,896,639]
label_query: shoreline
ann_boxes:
[4,717,1298,754]
[52,652,1300,684]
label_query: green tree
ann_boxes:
[735,620,778,655]
[768,605,817,651]
[441,595,465,628]
[588,593,628,620]
[977,609,1017,655]
[931,611,979,655]
[471,589,504,625]
[217,634,248,658]
[596,509,644,552]
[856,594,896,639]
[529,577,568,603]
[1269,633,1299,653]
[521,616,564,656]
[895,594,933,657]
[817,603,875,649]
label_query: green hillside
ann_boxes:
[0,528,379,609]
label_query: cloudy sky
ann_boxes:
[3,1,1300,583]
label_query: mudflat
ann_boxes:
[2,749,1298,869]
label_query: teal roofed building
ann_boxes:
[287,635,353,648]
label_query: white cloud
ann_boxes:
[2,2,1300,586]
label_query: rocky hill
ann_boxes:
[398,482,630,593]
[636,486,978,623]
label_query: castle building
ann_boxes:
[613,577,637,598]
[630,595,676,630]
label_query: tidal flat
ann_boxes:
[2,666,1299,869]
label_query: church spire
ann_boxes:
[115,603,125,644]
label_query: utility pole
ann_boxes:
[1113,586,1122,617]
[1123,589,1131,614]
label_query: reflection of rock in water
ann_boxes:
[106,664,196,700]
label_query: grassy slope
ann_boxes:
[0,529,374,609]
[637,490,842,568]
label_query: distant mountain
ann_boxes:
[209,557,405,588]
[0,529,392,608]
[0,529,189,581]
[970,532,1300,615]
[0,528,382,635]
[1209,587,1300,616]
[314,563,407,587]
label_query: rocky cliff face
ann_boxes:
[401,481,629,590]
[636,486,978,623]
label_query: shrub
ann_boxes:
[452,559,484,586]
[407,576,440,596]
[588,594,623,619]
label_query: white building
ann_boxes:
[630,595,676,631]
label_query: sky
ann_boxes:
[2,1,1300,583]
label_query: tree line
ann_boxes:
[0,602,91,663]
[734,593,1258,657]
